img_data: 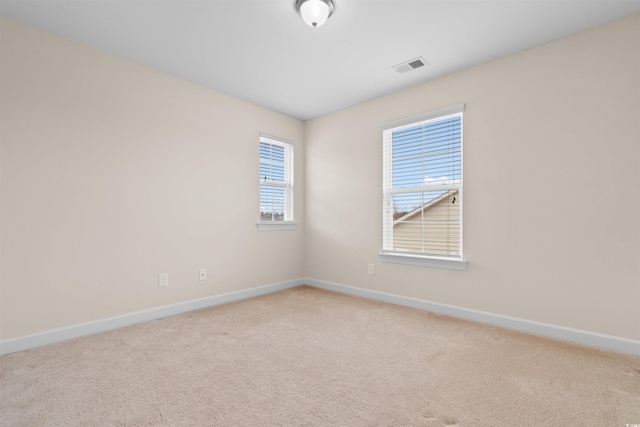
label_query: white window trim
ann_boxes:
[257,222,297,232]
[380,103,467,270]
[378,251,467,271]
[258,133,295,231]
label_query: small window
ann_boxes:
[380,104,466,270]
[259,134,294,229]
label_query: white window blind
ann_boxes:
[382,104,464,260]
[259,134,294,222]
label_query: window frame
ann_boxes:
[257,133,296,232]
[379,104,467,270]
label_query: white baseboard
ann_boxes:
[304,278,640,356]
[0,278,304,356]
[3,277,638,357]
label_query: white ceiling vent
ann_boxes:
[393,57,428,74]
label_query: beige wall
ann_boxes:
[2,14,639,344]
[304,14,640,341]
[0,17,305,340]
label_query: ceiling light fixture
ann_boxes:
[295,0,334,28]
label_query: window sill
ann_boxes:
[378,252,467,271]
[257,222,297,232]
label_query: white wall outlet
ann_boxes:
[199,268,207,281]
[368,264,375,275]
[158,273,169,288]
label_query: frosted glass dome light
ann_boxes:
[295,0,334,28]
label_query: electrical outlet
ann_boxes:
[368,264,375,275]
[158,273,169,288]
[199,268,207,281]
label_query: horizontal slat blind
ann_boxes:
[383,106,463,257]
[259,135,294,222]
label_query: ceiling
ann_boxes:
[2,0,640,120]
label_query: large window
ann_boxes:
[380,104,466,270]
[259,133,294,229]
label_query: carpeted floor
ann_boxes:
[1,285,639,426]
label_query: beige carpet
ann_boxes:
[1,285,639,426]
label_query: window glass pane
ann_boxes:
[391,116,461,189]
[271,145,284,161]
[259,142,286,182]
[260,184,285,222]
[392,191,460,255]
[271,163,285,182]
